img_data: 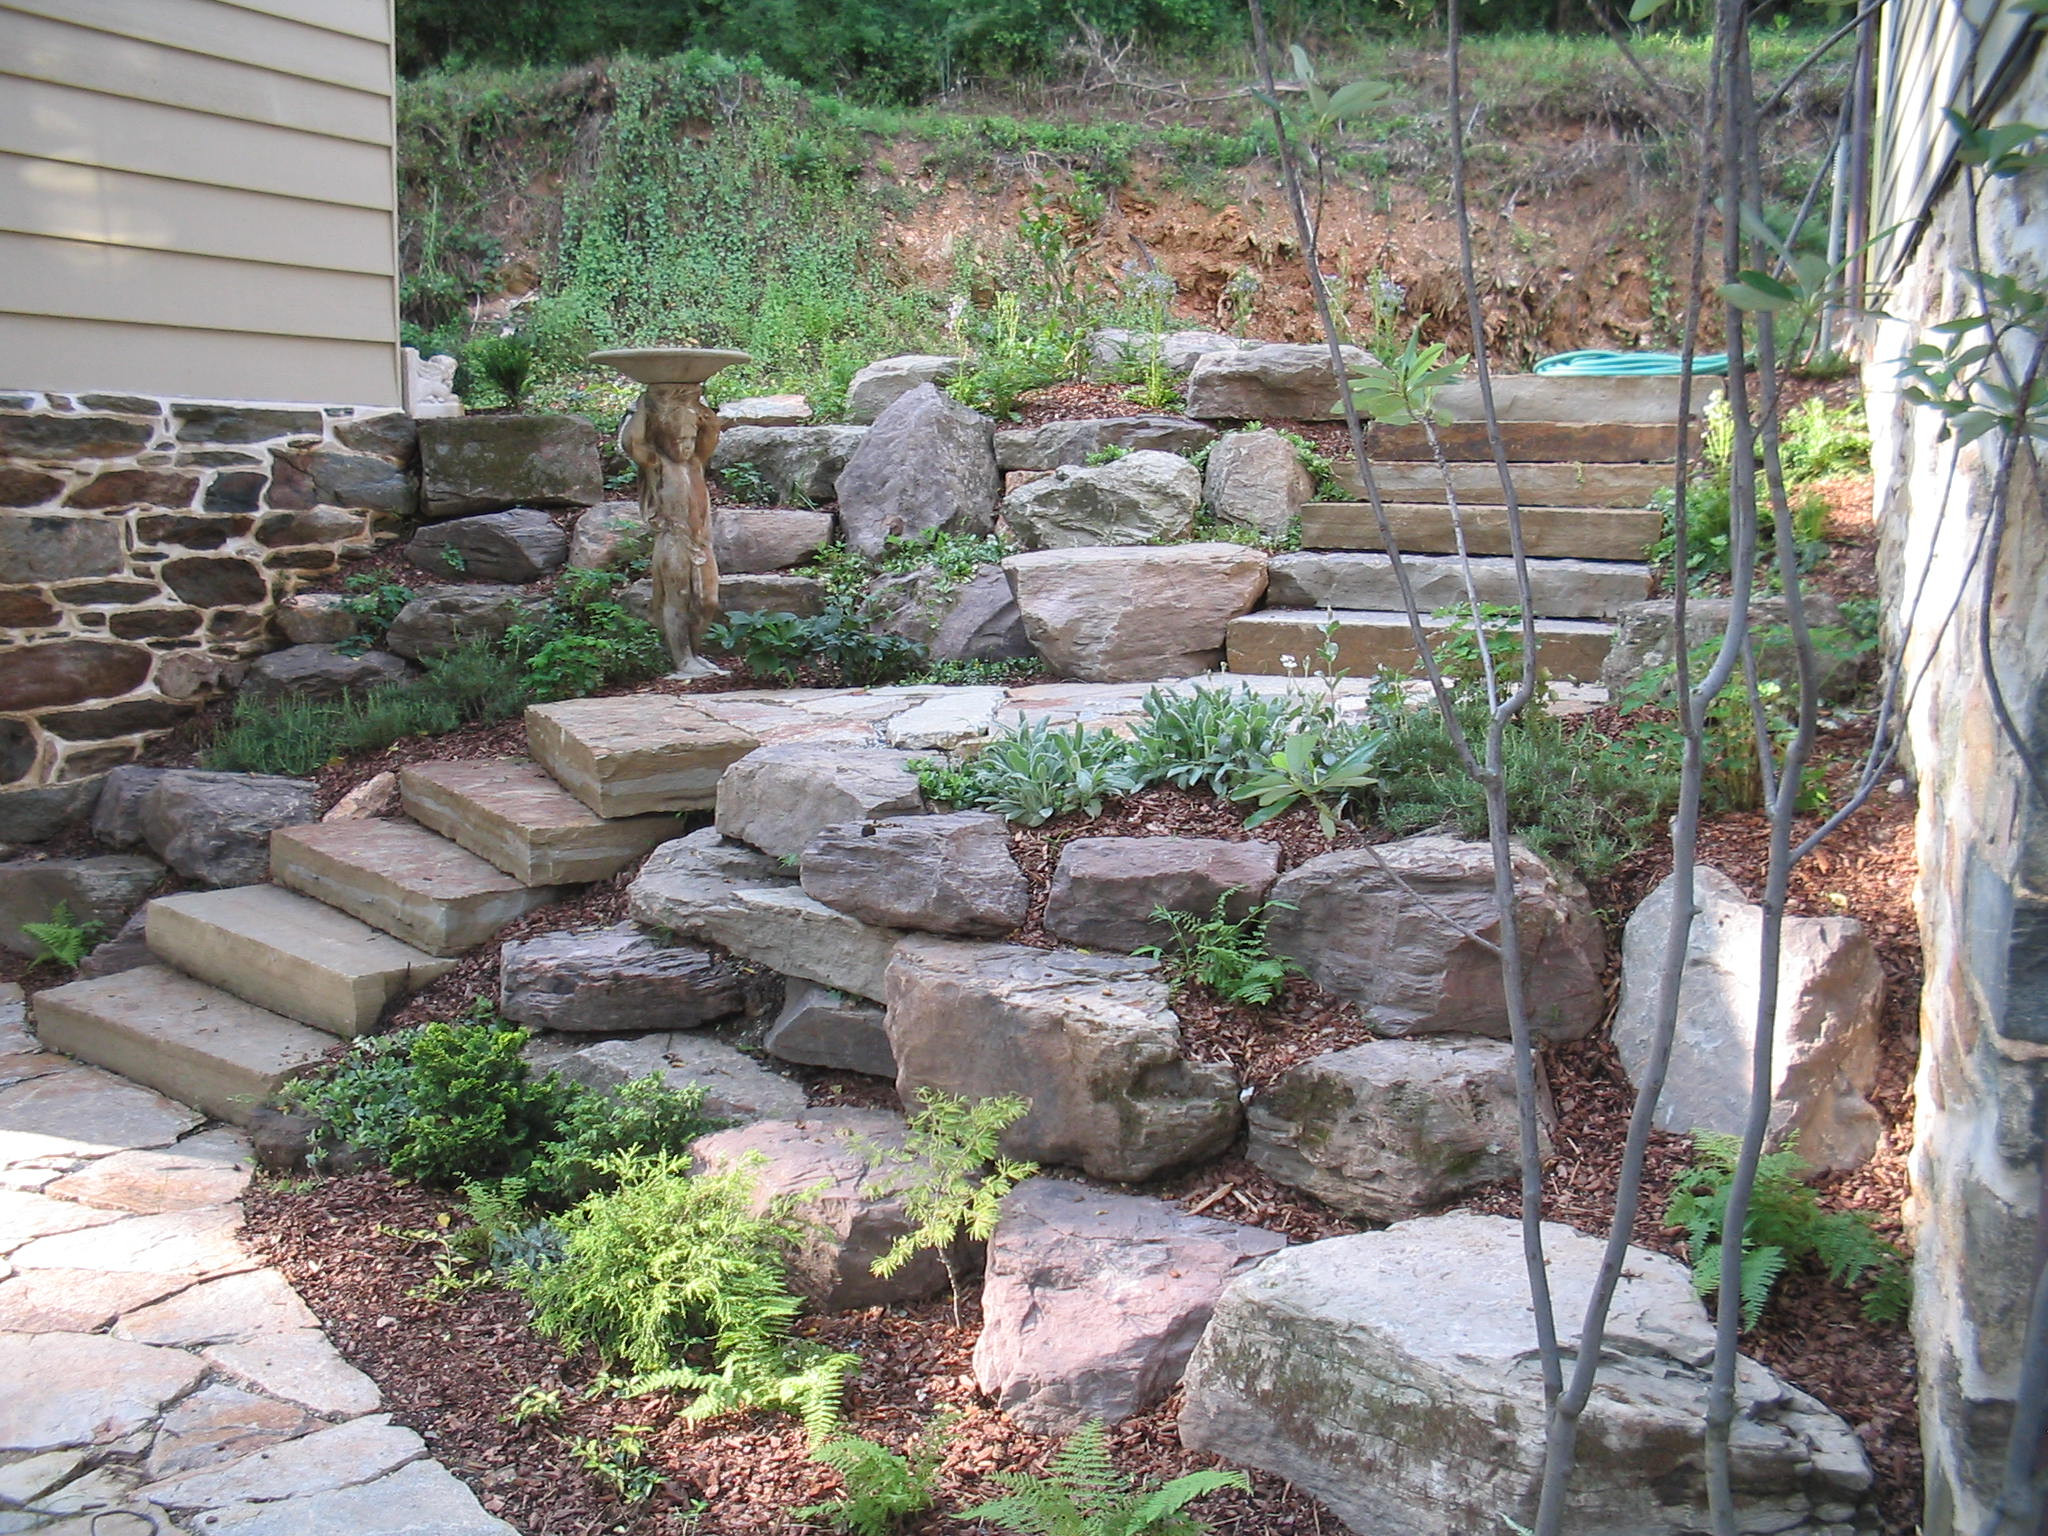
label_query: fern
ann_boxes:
[964,1421,1250,1536]
[627,1337,860,1443]
[792,1417,954,1534]
[1664,1131,1911,1330]
[22,902,103,970]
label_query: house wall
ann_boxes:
[0,0,402,406]
[1864,6,2047,1529]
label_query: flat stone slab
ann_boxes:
[526,1032,808,1123]
[525,696,759,818]
[1429,373,1709,424]
[0,1188,120,1252]
[0,1064,203,1165]
[204,1327,382,1417]
[43,1127,250,1214]
[1300,501,1663,561]
[1266,552,1651,621]
[32,967,337,1126]
[400,758,680,885]
[0,1266,184,1331]
[147,886,455,1037]
[1364,419,1694,461]
[0,1330,207,1452]
[1329,460,1672,509]
[271,820,566,957]
[187,1456,515,1535]
[1228,610,1614,684]
[115,1265,318,1347]
[145,1383,318,1480]
[139,1414,422,1511]
[9,1202,249,1277]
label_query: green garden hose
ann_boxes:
[1533,349,1732,376]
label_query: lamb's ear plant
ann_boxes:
[963,1420,1249,1536]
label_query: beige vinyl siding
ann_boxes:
[0,0,401,406]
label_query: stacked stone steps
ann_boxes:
[399,757,680,886]
[1227,610,1617,682]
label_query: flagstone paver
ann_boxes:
[0,983,516,1535]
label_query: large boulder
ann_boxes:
[1004,544,1268,682]
[524,1031,807,1124]
[1204,430,1315,539]
[718,573,829,618]
[1612,867,1884,1172]
[1600,594,1855,703]
[762,981,895,1079]
[711,425,868,505]
[499,923,744,1034]
[844,355,965,425]
[404,508,569,584]
[383,585,545,662]
[1266,836,1606,1041]
[884,938,1241,1181]
[800,812,1027,937]
[1247,1038,1537,1220]
[713,508,835,574]
[274,593,359,646]
[715,745,925,860]
[994,417,1216,472]
[1000,450,1200,551]
[974,1178,1286,1433]
[719,395,812,428]
[0,854,163,958]
[692,1108,960,1309]
[1043,836,1280,953]
[136,770,318,888]
[1179,1213,1875,1536]
[870,564,1034,663]
[1184,342,1365,421]
[1087,330,1243,380]
[834,385,1000,558]
[566,502,647,571]
[418,416,601,517]
[0,777,105,844]
[240,645,414,705]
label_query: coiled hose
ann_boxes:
[1533,349,1731,376]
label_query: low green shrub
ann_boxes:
[463,333,536,409]
[864,1089,1035,1313]
[703,607,927,687]
[505,568,668,700]
[914,718,1142,826]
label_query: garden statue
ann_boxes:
[404,347,463,418]
[589,347,751,676]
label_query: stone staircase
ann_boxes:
[31,697,759,1125]
[1227,379,1705,683]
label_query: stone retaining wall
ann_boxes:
[0,393,417,788]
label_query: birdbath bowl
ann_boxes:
[589,347,754,677]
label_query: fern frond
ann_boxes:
[1123,1469,1252,1530]
[1047,1420,1125,1501]
[1739,1244,1787,1330]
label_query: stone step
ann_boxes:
[145,885,456,1037]
[32,965,337,1126]
[270,819,567,957]
[1267,552,1651,621]
[1300,502,1662,563]
[1430,373,1712,424]
[1330,461,1672,508]
[1361,419,1695,463]
[525,697,759,819]
[399,758,680,885]
[1227,609,1615,683]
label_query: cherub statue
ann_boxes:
[618,383,724,677]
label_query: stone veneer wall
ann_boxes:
[0,393,419,790]
[1864,53,2047,1536]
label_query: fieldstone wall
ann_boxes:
[1864,55,2048,1535]
[0,392,417,788]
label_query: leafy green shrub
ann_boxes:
[506,568,668,699]
[1777,398,1871,484]
[795,1419,954,1536]
[1665,1131,1910,1330]
[915,719,1142,826]
[948,293,1073,420]
[337,574,415,655]
[463,334,538,409]
[1129,687,1307,797]
[21,902,103,970]
[704,607,927,688]
[1137,894,1301,1008]
[964,1420,1249,1536]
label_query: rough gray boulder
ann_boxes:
[1179,1213,1875,1536]
[834,385,1000,558]
[1266,836,1606,1041]
[800,812,1027,936]
[762,981,896,1078]
[76,904,154,978]
[275,593,358,646]
[884,938,1241,1181]
[136,770,318,888]
[692,1108,960,1309]
[844,355,964,425]
[1087,329,1243,380]
[713,507,835,574]
[89,764,165,849]
[524,1031,807,1124]
[418,415,601,517]
[1000,450,1201,550]
[1613,866,1885,1171]
[994,417,1216,471]
[1043,836,1280,953]
[719,394,812,427]
[1004,544,1269,682]
[383,586,545,662]
[0,777,105,845]
[711,425,867,505]
[499,923,744,1034]
[1601,593,1855,703]
[567,502,648,571]
[405,508,569,584]
[974,1178,1285,1433]
[240,645,415,705]
[870,565,1034,663]
[1184,342,1367,421]
[0,854,163,958]
[1247,1038,1537,1220]
[1204,429,1315,539]
[715,745,926,860]
[718,573,829,618]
